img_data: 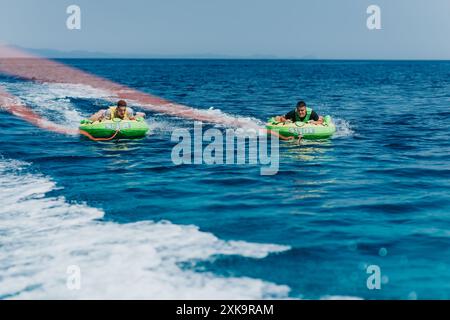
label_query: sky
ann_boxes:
[1,0,449,59]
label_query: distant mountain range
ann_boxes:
[13,46,318,60]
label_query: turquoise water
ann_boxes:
[1,60,449,299]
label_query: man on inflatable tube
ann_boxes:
[275,101,323,125]
[90,100,146,122]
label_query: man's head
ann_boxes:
[296,101,307,117]
[116,100,127,119]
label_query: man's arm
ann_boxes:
[308,111,323,125]
[124,107,134,120]
[121,107,145,120]
[127,108,145,120]
[90,109,106,121]
[275,110,295,123]
[127,107,146,120]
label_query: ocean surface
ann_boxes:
[1,59,449,299]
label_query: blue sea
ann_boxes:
[1,59,449,299]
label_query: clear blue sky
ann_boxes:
[1,0,449,59]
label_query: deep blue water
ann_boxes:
[1,59,450,299]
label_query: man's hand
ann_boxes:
[308,117,324,125]
[316,116,324,125]
[90,109,106,122]
[275,116,288,123]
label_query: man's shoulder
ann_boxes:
[310,110,319,120]
[285,110,295,116]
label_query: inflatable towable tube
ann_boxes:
[266,115,336,139]
[79,117,149,139]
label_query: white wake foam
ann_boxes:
[0,158,290,299]
[2,80,353,141]
[0,82,113,129]
[2,80,266,132]
[202,106,265,129]
[333,117,354,138]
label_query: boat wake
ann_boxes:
[0,45,353,140]
[1,81,112,129]
[0,157,290,299]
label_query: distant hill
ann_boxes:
[13,46,318,60]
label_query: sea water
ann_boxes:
[0,59,449,299]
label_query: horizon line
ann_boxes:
[4,46,449,61]
[2,57,450,61]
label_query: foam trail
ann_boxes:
[0,158,290,299]
[0,86,78,135]
[1,81,113,129]
[0,45,261,130]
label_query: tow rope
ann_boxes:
[79,128,121,141]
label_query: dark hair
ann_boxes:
[296,101,306,109]
[117,100,127,107]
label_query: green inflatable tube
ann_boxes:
[266,115,336,139]
[79,117,149,139]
